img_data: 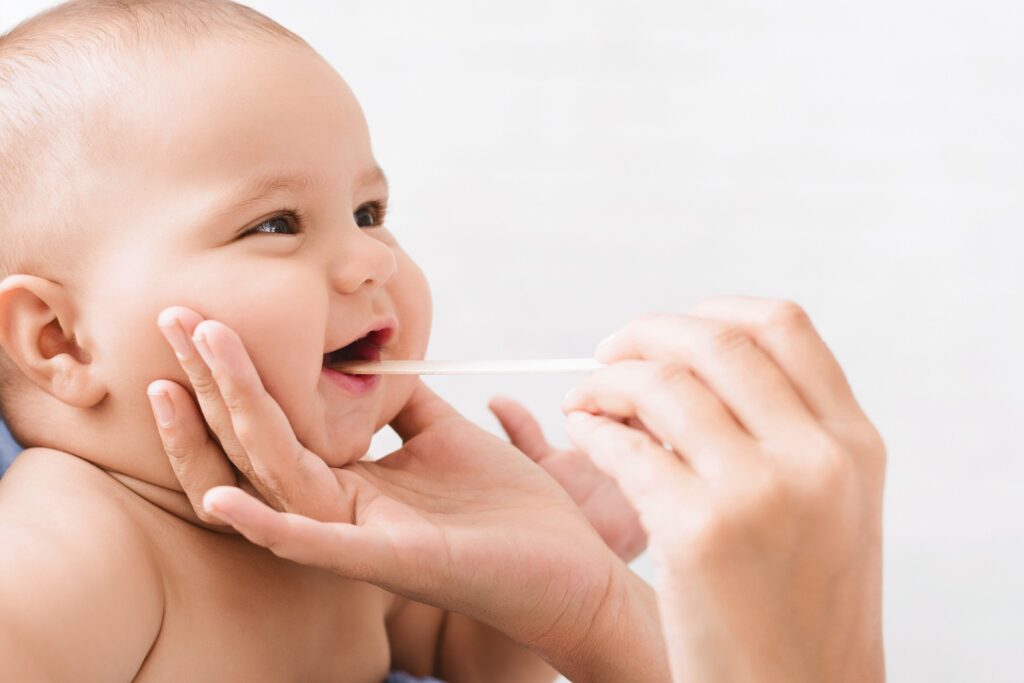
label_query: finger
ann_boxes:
[488,396,551,461]
[689,296,862,422]
[562,361,752,478]
[625,416,659,443]
[157,307,249,471]
[563,413,704,532]
[147,379,237,524]
[203,487,388,583]
[593,314,815,439]
[389,381,460,441]
[191,319,341,517]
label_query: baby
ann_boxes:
[0,1,557,680]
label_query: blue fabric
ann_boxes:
[385,673,445,683]
[0,416,20,477]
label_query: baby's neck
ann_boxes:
[108,469,225,530]
[19,390,213,529]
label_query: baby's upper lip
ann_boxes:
[324,316,397,357]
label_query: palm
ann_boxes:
[313,408,617,644]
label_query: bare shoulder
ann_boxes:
[0,448,164,681]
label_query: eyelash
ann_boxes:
[245,200,388,237]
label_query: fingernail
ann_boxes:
[562,387,580,408]
[204,501,235,526]
[567,411,592,424]
[192,332,217,372]
[159,320,190,359]
[203,490,236,525]
[148,390,175,427]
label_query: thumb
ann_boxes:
[203,486,391,584]
[389,381,460,441]
[488,396,551,461]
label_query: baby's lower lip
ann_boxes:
[322,366,381,397]
[322,341,383,397]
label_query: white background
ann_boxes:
[4,1,1022,680]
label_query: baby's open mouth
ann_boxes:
[323,325,394,374]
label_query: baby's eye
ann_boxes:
[248,214,298,236]
[354,200,387,229]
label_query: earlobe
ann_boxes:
[0,275,107,408]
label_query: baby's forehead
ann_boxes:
[0,0,314,277]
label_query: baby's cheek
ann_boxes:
[392,249,432,356]
[241,317,324,436]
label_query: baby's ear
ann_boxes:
[0,275,106,408]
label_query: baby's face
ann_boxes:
[74,40,430,478]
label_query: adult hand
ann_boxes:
[147,307,669,683]
[489,397,646,561]
[561,297,886,683]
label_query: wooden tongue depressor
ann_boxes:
[334,358,605,376]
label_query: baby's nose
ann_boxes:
[329,230,397,293]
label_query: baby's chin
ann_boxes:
[317,378,415,466]
[319,432,375,468]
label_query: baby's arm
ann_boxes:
[438,613,558,683]
[388,600,556,683]
[0,451,164,680]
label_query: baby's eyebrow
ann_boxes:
[216,172,320,218]
[215,166,388,219]
[356,165,389,191]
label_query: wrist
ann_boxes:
[532,556,671,683]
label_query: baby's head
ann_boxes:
[0,0,431,487]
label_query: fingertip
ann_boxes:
[192,318,221,341]
[567,410,594,424]
[158,306,203,330]
[560,387,583,414]
[487,394,512,409]
[146,387,175,429]
[203,485,241,514]
[147,379,176,396]
[156,307,182,328]
[488,395,523,416]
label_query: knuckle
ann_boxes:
[708,464,791,526]
[653,362,693,391]
[228,419,258,449]
[868,428,888,471]
[162,438,199,463]
[805,426,845,460]
[702,323,752,357]
[813,451,851,495]
[595,419,649,455]
[220,381,263,416]
[186,368,221,398]
[219,386,246,414]
[246,472,286,512]
[805,430,852,487]
[857,423,888,466]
